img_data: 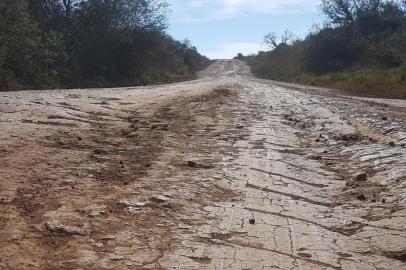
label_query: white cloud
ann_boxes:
[168,0,318,22]
[204,42,265,59]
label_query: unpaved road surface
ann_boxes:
[1,60,406,270]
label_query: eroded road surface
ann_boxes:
[1,60,406,270]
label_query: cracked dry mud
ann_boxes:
[1,60,406,270]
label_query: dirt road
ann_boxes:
[1,60,405,270]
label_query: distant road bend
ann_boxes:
[1,60,406,270]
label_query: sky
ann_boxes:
[166,0,325,59]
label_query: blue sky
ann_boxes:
[166,0,325,59]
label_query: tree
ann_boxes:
[0,0,62,90]
[264,30,295,49]
[61,0,81,17]
[320,0,356,25]
[321,0,406,26]
[0,0,209,90]
[235,53,244,59]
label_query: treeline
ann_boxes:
[0,0,210,91]
[248,0,406,98]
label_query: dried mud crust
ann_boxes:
[1,60,406,270]
[0,87,244,270]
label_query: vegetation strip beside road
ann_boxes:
[244,0,406,99]
[0,0,210,91]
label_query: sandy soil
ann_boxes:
[0,60,405,270]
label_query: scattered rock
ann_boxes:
[357,194,367,201]
[110,255,126,261]
[119,200,146,208]
[355,173,368,182]
[86,208,107,218]
[100,235,116,241]
[91,242,104,248]
[389,141,395,147]
[45,221,89,236]
[368,137,378,143]
[185,160,213,169]
[187,161,198,168]
[382,116,388,121]
[150,195,171,204]
[93,148,108,155]
[249,219,256,225]
[310,155,322,161]
[119,200,146,213]
[341,134,359,142]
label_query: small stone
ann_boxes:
[389,141,395,147]
[100,235,116,241]
[93,148,107,155]
[382,198,386,203]
[382,116,388,121]
[355,173,368,182]
[249,219,256,225]
[45,222,89,236]
[357,194,367,201]
[341,134,359,142]
[187,161,198,168]
[150,195,171,204]
[110,255,126,261]
[119,200,146,208]
[93,242,104,248]
[88,209,107,217]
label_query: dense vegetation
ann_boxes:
[248,0,406,98]
[0,0,210,91]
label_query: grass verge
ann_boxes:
[294,65,406,99]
